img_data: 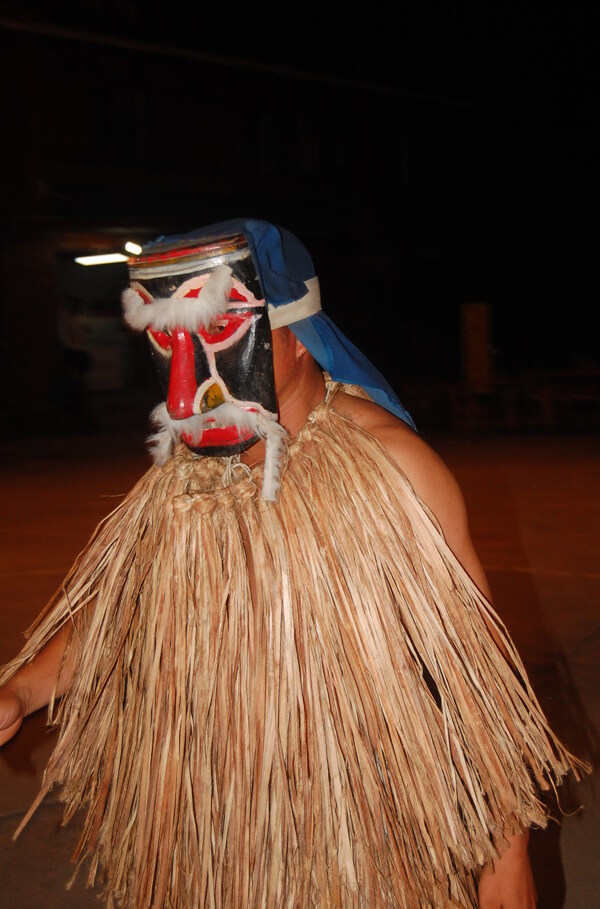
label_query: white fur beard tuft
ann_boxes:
[147,403,179,465]
[261,423,287,501]
[147,403,287,501]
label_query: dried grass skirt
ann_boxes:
[0,388,586,908]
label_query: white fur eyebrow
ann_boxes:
[122,264,233,332]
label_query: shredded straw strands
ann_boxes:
[0,383,588,908]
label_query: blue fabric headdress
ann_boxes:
[145,218,416,430]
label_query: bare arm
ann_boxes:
[384,427,537,906]
[335,393,537,907]
[478,830,537,908]
[0,624,73,747]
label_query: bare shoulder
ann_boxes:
[331,391,457,505]
[332,390,490,594]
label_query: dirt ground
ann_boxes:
[0,414,597,908]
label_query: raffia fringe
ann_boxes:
[0,388,588,908]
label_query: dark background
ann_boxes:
[0,3,598,437]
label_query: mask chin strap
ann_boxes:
[148,402,287,502]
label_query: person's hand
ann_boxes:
[0,686,27,746]
[478,830,537,908]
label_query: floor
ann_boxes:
[0,406,598,908]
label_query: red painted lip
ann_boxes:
[182,425,255,447]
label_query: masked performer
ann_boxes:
[0,220,587,909]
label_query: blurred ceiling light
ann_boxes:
[75,253,129,266]
[125,241,143,255]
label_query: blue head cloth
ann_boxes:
[149,218,416,430]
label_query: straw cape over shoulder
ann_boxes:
[0,384,586,909]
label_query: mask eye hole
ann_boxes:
[199,311,254,346]
[147,328,173,354]
[205,318,229,337]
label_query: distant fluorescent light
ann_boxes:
[75,253,129,266]
[125,241,143,256]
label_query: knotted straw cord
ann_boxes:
[0,386,587,908]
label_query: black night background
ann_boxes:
[0,3,598,437]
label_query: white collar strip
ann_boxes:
[267,276,321,329]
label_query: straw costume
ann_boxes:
[0,221,585,909]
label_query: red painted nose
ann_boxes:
[166,329,197,419]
